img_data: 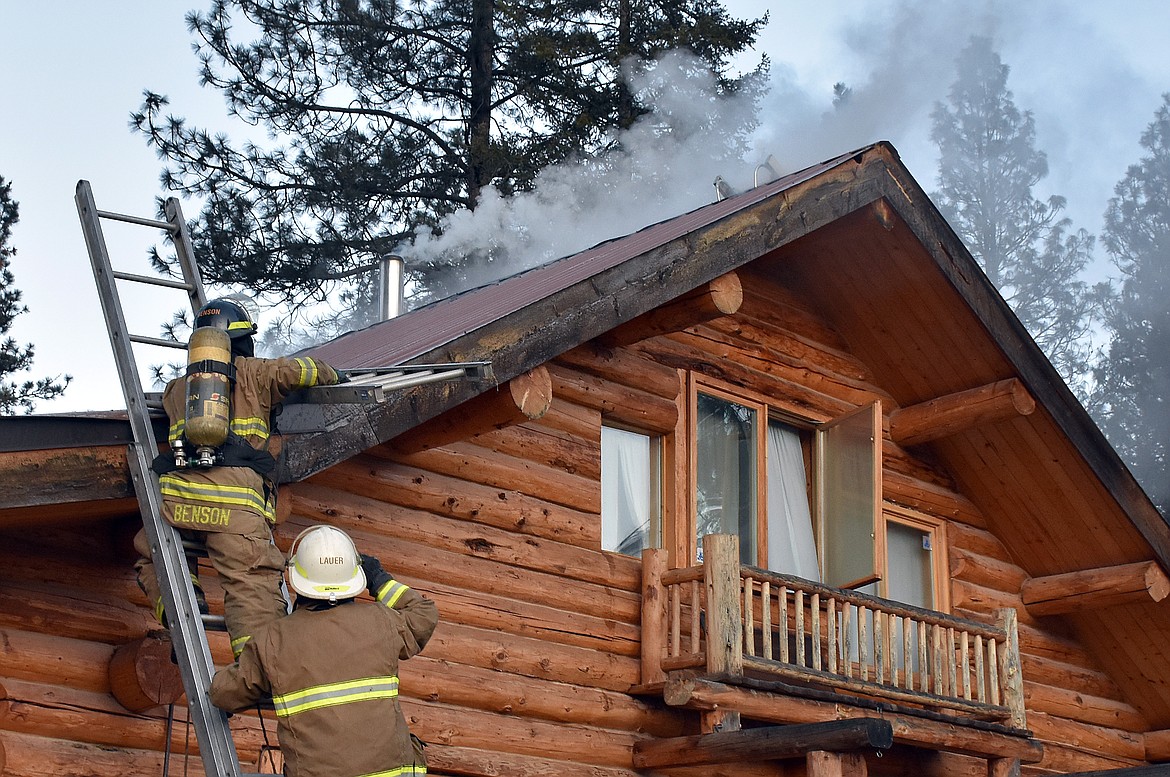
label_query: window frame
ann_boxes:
[878,503,951,613]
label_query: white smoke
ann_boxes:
[404,50,765,301]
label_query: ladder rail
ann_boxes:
[76,180,244,777]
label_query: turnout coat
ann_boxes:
[210,575,439,777]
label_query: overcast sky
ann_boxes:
[0,1,1167,413]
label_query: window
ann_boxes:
[601,425,663,556]
[694,389,762,565]
[879,504,949,611]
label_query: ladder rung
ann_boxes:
[96,208,177,232]
[202,613,227,631]
[129,334,188,350]
[113,269,196,291]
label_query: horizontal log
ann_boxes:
[1023,681,1146,732]
[306,456,599,546]
[1025,710,1145,762]
[633,719,893,768]
[291,482,639,591]
[373,439,600,514]
[0,627,113,693]
[662,674,1043,762]
[0,729,188,777]
[882,470,988,529]
[1021,561,1170,617]
[948,546,1028,594]
[1054,766,1170,777]
[423,621,639,693]
[1145,728,1170,762]
[0,581,154,645]
[704,314,873,384]
[736,269,851,351]
[391,367,553,454]
[402,699,638,768]
[555,343,683,399]
[467,421,600,482]
[546,363,678,433]
[1021,654,1126,705]
[599,272,743,348]
[889,379,1035,447]
[0,446,132,512]
[535,397,602,443]
[403,654,683,737]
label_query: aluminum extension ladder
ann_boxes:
[76,180,258,777]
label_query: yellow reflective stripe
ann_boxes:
[357,767,426,777]
[231,634,251,656]
[153,597,166,625]
[169,420,185,442]
[230,416,270,439]
[227,320,254,333]
[375,580,409,609]
[295,357,319,387]
[273,676,399,717]
[159,475,274,518]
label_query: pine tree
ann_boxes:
[931,36,1098,398]
[131,0,766,329]
[0,175,71,414]
[1094,94,1170,515]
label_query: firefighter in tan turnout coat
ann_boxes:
[134,297,341,657]
[211,525,439,777]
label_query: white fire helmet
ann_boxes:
[287,525,366,603]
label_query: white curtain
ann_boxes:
[766,421,820,581]
[601,426,651,556]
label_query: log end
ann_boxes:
[108,633,185,712]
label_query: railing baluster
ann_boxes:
[874,608,885,684]
[670,583,680,658]
[744,576,755,657]
[975,634,985,703]
[988,637,1001,706]
[795,589,806,667]
[918,619,929,692]
[947,627,958,698]
[961,631,972,700]
[842,603,853,678]
[761,581,772,661]
[779,587,789,663]
[901,616,912,689]
[811,593,822,671]
[932,624,943,696]
[690,580,700,654]
[827,597,837,674]
[859,606,870,682]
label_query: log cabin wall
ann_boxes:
[0,269,1150,777]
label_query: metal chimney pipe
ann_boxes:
[378,254,405,320]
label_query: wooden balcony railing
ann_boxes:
[642,534,1026,730]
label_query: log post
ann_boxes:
[703,534,744,679]
[889,379,1035,447]
[988,757,1021,777]
[641,548,669,687]
[108,633,184,712]
[808,750,868,777]
[995,608,1027,731]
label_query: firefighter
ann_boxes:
[134,296,342,657]
[210,524,438,777]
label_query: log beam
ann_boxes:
[662,674,1044,762]
[389,366,552,454]
[599,271,743,348]
[633,719,893,769]
[1021,561,1170,617]
[889,379,1035,447]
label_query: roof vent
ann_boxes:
[377,254,405,320]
